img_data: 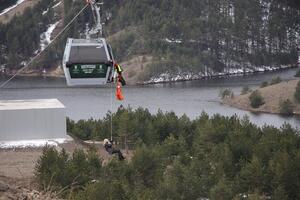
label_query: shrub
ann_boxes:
[35,146,102,191]
[220,89,234,99]
[295,69,300,77]
[279,99,294,115]
[249,90,265,108]
[260,81,269,88]
[34,147,68,190]
[209,178,233,200]
[294,81,300,102]
[270,76,282,85]
[241,86,252,95]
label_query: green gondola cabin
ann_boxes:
[62,38,114,86]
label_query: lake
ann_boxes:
[1,68,300,129]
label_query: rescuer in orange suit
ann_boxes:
[114,62,125,100]
[107,60,125,100]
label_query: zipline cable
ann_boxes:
[0,3,90,89]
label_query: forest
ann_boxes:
[36,107,300,199]
[103,0,300,76]
[0,0,299,80]
[0,0,56,70]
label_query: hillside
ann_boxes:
[0,0,299,83]
[0,137,132,199]
[0,0,39,24]
[223,79,300,115]
[104,0,300,83]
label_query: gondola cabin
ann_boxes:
[62,38,114,86]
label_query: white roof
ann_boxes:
[0,99,65,110]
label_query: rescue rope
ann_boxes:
[110,79,113,141]
[0,3,90,89]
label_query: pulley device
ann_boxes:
[62,0,114,86]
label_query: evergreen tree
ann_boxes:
[294,81,300,102]
[249,90,265,108]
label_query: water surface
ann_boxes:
[1,68,300,128]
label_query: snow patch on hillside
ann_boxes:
[52,1,62,9]
[165,38,182,44]
[40,21,60,51]
[42,1,61,15]
[42,8,49,15]
[144,65,294,84]
[0,0,26,16]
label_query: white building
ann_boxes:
[0,99,66,141]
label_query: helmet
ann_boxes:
[103,138,110,146]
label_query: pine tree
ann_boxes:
[294,81,300,102]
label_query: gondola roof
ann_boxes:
[67,39,109,64]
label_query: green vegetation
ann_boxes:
[220,88,234,99]
[260,76,282,88]
[0,0,57,69]
[37,108,300,199]
[294,81,300,102]
[103,0,299,78]
[295,69,300,77]
[0,0,87,70]
[270,76,282,85]
[241,86,252,95]
[260,81,269,88]
[35,147,102,192]
[249,90,265,108]
[279,99,294,115]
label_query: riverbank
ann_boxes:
[1,63,298,85]
[1,66,65,78]
[141,64,298,85]
[223,79,300,115]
